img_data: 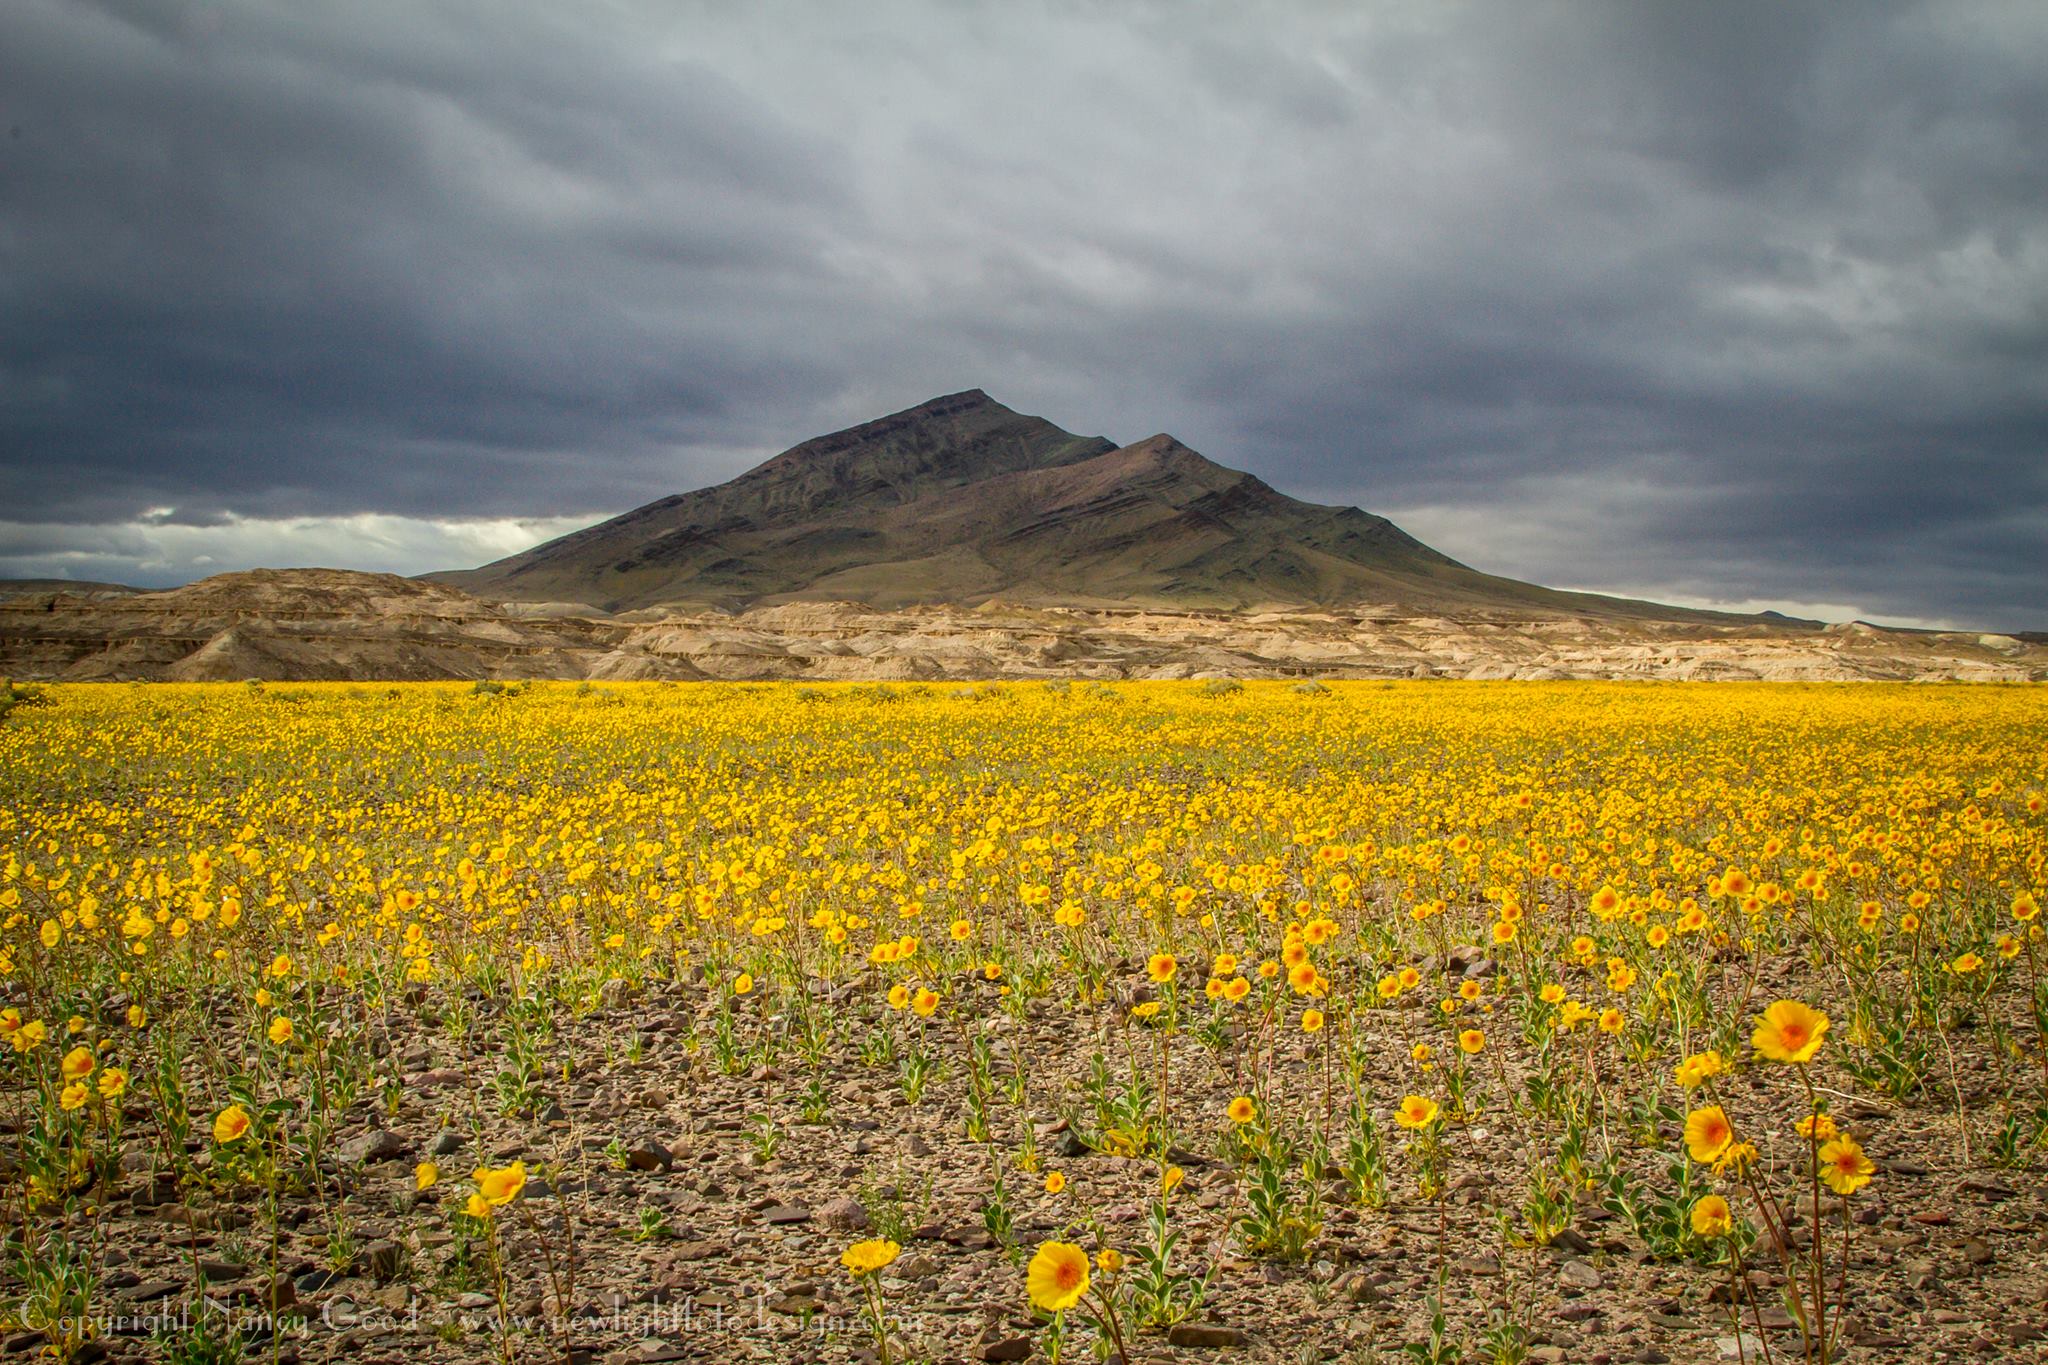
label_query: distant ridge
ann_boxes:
[7,567,2041,683]
[432,390,1749,622]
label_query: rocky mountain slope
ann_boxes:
[434,390,1746,621]
[4,570,2040,683]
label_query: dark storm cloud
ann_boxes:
[1,0,855,522]
[2,1,2043,626]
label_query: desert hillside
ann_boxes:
[434,391,1767,622]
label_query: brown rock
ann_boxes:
[817,1196,870,1232]
[1559,1259,1603,1291]
[625,1140,673,1172]
[336,1129,408,1165]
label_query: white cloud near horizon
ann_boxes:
[0,512,595,588]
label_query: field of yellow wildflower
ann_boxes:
[3,679,2046,1365]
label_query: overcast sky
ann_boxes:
[3,1,2044,628]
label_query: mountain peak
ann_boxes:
[784,389,1005,455]
[919,387,995,410]
[727,390,1117,515]
[1117,433,1220,468]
